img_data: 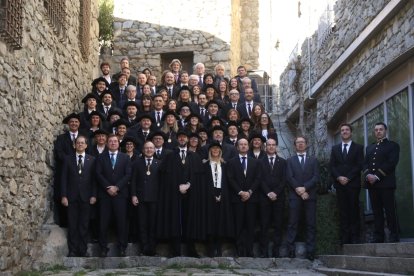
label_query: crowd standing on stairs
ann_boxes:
[54,57,400,260]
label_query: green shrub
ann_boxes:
[316,193,340,255]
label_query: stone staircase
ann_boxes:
[62,242,317,270]
[316,242,414,275]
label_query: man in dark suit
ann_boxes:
[126,114,154,152]
[227,138,262,257]
[109,73,128,107]
[259,138,286,258]
[61,135,96,257]
[149,94,165,129]
[194,93,210,125]
[286,136,320,261]
[148,130,173,161]
[131,141,161,256]
[237,88,258,119]
[329,123,364,244]
[54,113,86,226]
[96,134,132,257]
[363,122,400,243]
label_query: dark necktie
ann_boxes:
[247,103,252,116]
[241,156,246,172]
[169,88,173,97]
[200,108,205,117]
[156,112,161,124]
[342,143,348,159]
[143,131,148,140]
[269,156,274,170]
[299,154,305,168]
[105,106,109,115]
[233,103,237,109]
[72,133,76,146]
[199,76,203,85]
[156,149,161,159]
[78,155,83,174]
[181,150,186,161]
[110,153,116,169]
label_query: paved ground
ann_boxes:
[40,266,326,276]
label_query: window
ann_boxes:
[350,89,414,237]
[0,0,23,49]
[44,0,66,36]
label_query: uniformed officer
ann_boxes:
[363,122,400,243]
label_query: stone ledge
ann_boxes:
[63,256,315,270]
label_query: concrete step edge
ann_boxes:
[315,266,407,276]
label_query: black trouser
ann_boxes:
[260,198,284,255]
[287,198,316,254]
[67,200,91,255]
[137,202,158,253]
[369,188,399,241]
[336,186,360,244]
[99,196,128,250]
[233,202,257,257]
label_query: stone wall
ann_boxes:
[279,0,413,157]
[240,0,259,70]
[0,1,99,273]
[108,0,260,78]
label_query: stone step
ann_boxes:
[85,242,309,258]
[319,255,414,275]
[315,267,406,276]
[63,256,314,270]
[342,242,414,257]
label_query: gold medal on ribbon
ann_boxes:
[146,171,151,176]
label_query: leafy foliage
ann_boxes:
[98,0,114,45]
[316,193,340,255]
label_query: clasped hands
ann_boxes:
[239,191,251,202]
[267,192,277,201]
[179,183,191,194]
[337,176,349,185]
[106,185,119,196]
[295,187,309,200]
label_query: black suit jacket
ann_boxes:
[330,142,364,188]
[154,148,172,161]
[237,102,258,119]
[110,85,128,108]
[260,155,286,200]
[130,157,161,202]
[286,154,320,200]
[362,138,400,189]
[227,156,262,203]
[61,153,96,202]
[95,151,132,198]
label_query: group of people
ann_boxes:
[54,57,400,260]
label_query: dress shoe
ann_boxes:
[370,238,384,243]
[67,251,76,257]
[306,252,315,261]
[78,252,89,257]
[272,250,280,258]
[100,249,108,257]
[288,250,296,258]
[119,249,126,257]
